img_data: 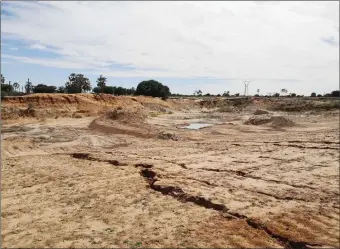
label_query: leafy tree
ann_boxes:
[33,84,57,93]
[290,93,296,97]
[1,74,5,84]
[135,80,171,99]
[311,92,316,97]
[317,94,322,97]
[96,75,107,93]
[280,89,288,95]
[57,86,66,93]
[223,91,230,97]
[25,78,33,94]
[274,93,280,97]
[234,93,240,97]
[204,93,211,96]
[331,90,340,97]
[65,73,92,93]
[13,82,20,92]
[216,94,221,97]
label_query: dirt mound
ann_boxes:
[253,109,269,115]
[158,131,179,141]
[105,107,147,123]
[244,115,273,125]
[89,107,157,138]
[200,97,253,111]
[244,115,296,128]
[270,116,296,128]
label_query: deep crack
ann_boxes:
[71,153,127,166]
[137,164,326,249]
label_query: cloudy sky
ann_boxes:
[1,1,339,95]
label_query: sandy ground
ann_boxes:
[1,108,339,248]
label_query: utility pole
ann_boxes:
[243,80,251,96]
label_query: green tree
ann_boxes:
[311,92,316,97]
[1,83,13,93]
[1,74,5,84]
[222,91,230,97]
[96,75,107,93]
[65,73,92,93]
[331,90,340,97]
[235,93,240,97]
[57,86,66,93]
[135,80,171,99]
[25,78,33,94]
[290,93,296,97]
[13,82,20,92]
[33,84,57,93]
[280,89,288,95]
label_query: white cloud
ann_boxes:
[29,44,48,50]
[9,47,19,51]
[1,1,339,94]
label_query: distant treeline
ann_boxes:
[1,73,339,99]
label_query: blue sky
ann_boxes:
[1,1,339,95]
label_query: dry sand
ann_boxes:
[1,95,339,248]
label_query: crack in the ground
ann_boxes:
[271,143,338,150]
[71,153,127,166]
[137,164,325,249]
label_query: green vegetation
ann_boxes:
[1,73,339,100]
[135,80,171,99]
[65,73,92,93]
[96,75,107,93]
[33,84,57,93]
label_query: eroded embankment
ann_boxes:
[1,93,197,120]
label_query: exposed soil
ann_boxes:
[1,94,339,248]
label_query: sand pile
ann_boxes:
[105,107,147,123]
[89,107,157,138]
[244,115,296,128]
[270,116,296,128]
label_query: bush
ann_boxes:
[311,92,316,97]
[135,80,171,99]
[33,84,56,93]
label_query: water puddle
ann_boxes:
[181,123,212,130]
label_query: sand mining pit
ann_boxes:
[1,95,339,248]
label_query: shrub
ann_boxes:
[331,90,340,97]
[33,84,57,93]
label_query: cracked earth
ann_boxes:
[1,110,339,248]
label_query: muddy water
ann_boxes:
[181,123,212,129]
